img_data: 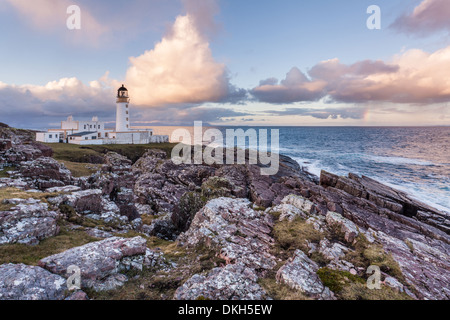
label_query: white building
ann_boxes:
[36,85,169,145]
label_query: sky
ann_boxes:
[0,0,449,128]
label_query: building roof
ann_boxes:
[68,131,96,137]
[118,84,128,92]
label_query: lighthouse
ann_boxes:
[116,84,130,132]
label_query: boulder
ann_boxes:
[38,236,148,291]
[325,211,360,243]
[174,263,268,300]
[178,197,277,271]
[18,157,72,190]
[0,264,66,300]
[0,139,12,152]
[276,250,335,300]
[0,200,59,245]
[49,189,103,215]
[103,152,132,172]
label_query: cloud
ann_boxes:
[124,1,233,107]
[132,105,250,126]
[3,0,108,45]
[0,76,114,128]
[181,0,220,38]
[391,0,450,36]
[266,106,367,120]
[252,45,450,105]
[323,47,450,104]
[251,67,327,103]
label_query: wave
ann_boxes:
[291,156,450,214]
[359,154,435,166]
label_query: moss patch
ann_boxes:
[45,143,177,164]
[58,161,101,177]
[344,234,404,281]
[86,241,225,300]
[273,217,325,259]
[0,188,64,211]
[340,282,413,300]
[0,166,16,178]
[258,278,309,300]
[317,268,365,293]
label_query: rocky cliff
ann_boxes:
[0,125,448,300]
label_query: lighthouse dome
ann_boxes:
[117,84,129,98]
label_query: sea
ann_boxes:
[152,126,450,214]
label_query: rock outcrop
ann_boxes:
[174,263,268,300]
[320,171,449,235]
[0,125,448,301]
[276,250,335,300]
[16,157,73,190]
[0,199,59,245]
[0,264,66,300]
[38,236,150,291]
[178,197,277,271]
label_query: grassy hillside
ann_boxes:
[44,143,177,164]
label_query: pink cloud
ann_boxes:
[252,45,450,105]
[4,0,108,45]
[391,0,450,35]
[124,2,231,107]
[251,67,327,103]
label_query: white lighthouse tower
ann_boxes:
[116,84,130,132]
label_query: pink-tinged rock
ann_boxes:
[178,197,277,271]
[0,201,59,245]
[38,236,147,291]
[276,250,335,300]
[174,263,268,300]
[0,264,66,300]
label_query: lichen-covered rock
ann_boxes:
[17,157,72,190]
[276,250,335,300]
[0,264,66,300]
[0,200,59,245]
[318,239,349,261]
[48,189,104,215]
[282,194,314,214]
[38,236,148,291]
[375,230,450,300]
[178,197,277,271]
[45,185,81,193]
[103,152,132,173]
[320,171,450,235]
[326,211,360,243]
[174,263,268,300]
[65,290,89,300]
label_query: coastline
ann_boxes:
[0,124,449,300]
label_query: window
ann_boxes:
[98,133,101,138]
[92,136,97,140]
[126,111,128,115]
[126,118,129,121]
[90,125,93,129]
[85,137,89,140]
[105,133,109,138]
[98,125,101,129]
[49,135,52,139]
[84,125,86,129]
[126,125,129,128]
[126,104,129,108]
